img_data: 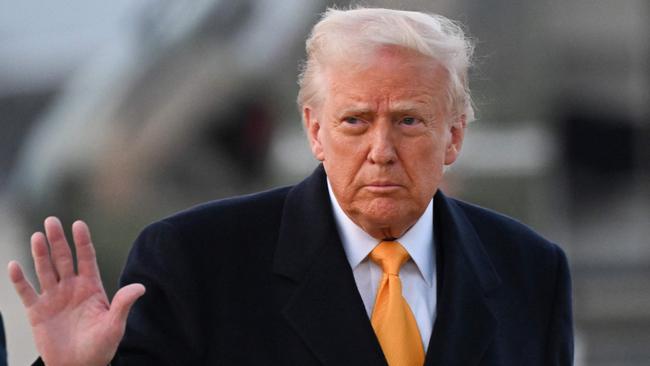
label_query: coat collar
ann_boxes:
[274,165,501,366]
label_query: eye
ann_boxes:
[343,116,362,125]
[401,116,420,126]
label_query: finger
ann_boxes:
[72,220,100,279]
[44,216,75,279]
[31,232,58,290]
[109,284,146,329]
[8,261,39,308]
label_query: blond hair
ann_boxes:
[298,7,475,123]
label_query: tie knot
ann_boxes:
[369,241,410,275]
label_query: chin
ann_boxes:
[356,199,417,232]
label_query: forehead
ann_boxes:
[323,47,449,111]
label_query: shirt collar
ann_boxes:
[327,179,435,287]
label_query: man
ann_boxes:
[8,7,573,366]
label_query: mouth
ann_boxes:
[363,182,403,193]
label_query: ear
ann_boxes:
[444,114,467,165]
[303,106,325,161]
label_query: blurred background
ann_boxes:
[0,0,648,364]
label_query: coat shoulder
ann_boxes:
[448,197,567,269]
[145,185,291,237]
[167,185,291,224]
[126,185,292,268]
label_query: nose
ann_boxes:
[367,121,397,165]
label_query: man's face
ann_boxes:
[304,48,466,240]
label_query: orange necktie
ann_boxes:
[370,241,425,366]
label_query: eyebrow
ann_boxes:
[337,107,373,117]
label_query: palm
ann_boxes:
[30,278,115,365]
[8,217,145,366]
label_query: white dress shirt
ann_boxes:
[327,180,437,350]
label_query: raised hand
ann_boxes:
[7,217,145,366]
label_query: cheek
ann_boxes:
[404,135,443,163]
[322,129,368,165]
[321,137,362,186]
[402,138,446,183]
[324,161,362,190]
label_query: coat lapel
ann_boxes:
[273,165,387,366]
[425,192,502,366]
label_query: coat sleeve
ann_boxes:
[1,313,7,366]
[544,246,574,365]
[112,220,210,365]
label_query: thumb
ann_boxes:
[109,283,146,328]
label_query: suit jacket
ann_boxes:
[35,165,574,365]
